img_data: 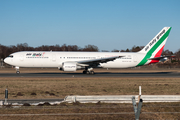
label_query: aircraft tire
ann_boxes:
[83,71,87,74]
[90,71,94,75]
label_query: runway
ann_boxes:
[0,71,180,78]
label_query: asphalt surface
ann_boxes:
[0,71,180,78]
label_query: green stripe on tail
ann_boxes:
[137,27,171,66]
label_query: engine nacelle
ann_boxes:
[61,62,77,71]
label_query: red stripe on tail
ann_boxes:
[149,45,165,64]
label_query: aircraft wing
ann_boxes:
[77,56,123,67]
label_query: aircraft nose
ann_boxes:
[4,58,9,64]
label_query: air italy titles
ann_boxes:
[26,53,48,58]
[145,29,165,51]
[26,53,42,56]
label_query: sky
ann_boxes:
[0,0,180,52]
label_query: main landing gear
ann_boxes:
[83,67,95,75]
[15,66,20,74]
[83,70,94,74]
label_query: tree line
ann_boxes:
[0,43,180,61]
[0,43,100,59]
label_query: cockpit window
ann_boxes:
[8,55,13,58]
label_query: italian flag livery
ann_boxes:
[4,27,172,74]
[137,27,171,66]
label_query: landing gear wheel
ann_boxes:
[83,67,95,75]
[15,66,20,74]
[83,70,87,74]
[90,71,94,75]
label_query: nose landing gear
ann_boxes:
[15,66,20,74]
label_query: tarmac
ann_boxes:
[0,71,180,78]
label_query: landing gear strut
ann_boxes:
[83,67,95,75]
[15,66,20,74]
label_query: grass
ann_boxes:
[0,77,180,99]
[0,68,180,119]
[1,102,180,119]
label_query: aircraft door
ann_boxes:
[52,55,56,62]
[20,55,24,61]
[96,56,101,59]
[133,55,138,62]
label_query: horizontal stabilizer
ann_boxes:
[147,55,175,60]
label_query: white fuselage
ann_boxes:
[4,51,146,69]
[4,27,171,73]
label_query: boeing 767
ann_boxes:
[4,27,172,74]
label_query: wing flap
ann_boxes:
[77,56,123,66]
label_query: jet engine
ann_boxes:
[61,62,77,71]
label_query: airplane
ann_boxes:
[4,27,172,74]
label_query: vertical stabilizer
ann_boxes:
[139,27,171,54]
[137,27,171,66]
